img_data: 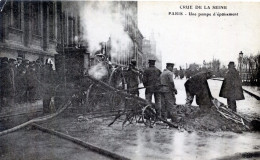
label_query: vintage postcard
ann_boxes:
[0,0,259,160]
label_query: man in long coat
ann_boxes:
[184,70,213,111]
[16,68,27,103]
[143,59,161,116]
[43,62,56,113]
[0,58,15,107]
[160,63,178,120]
[27,62,38,102]
[126,60,140,96]
[219,62,244,112]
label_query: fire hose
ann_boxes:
[0,100,72,136]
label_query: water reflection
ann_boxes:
[120,79,260,159]
[124,126,260,160]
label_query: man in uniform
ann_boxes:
[16,57,23,69]
[9,58,17,103]
[126,59,140,96]
[42,60,56,113]
[1,58,15,107]
[179,67,184,79]
[184,70,214,112]
[23,59,30,71]
[22,59,30,102]
[160,63,178,120]
[219,62,244,112]
[143,59,162,116]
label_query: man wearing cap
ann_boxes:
[42,60,56,113]
[126,59,140,96]
[143,59,162,116]
[16,57,24,77]
[184,70,214,111]
[22,59,30,70]
[0,57,9,107]
[219,62,244,112]
[9,58,17,76]
[27,62,38,102]
[160,63,178,120]
[8,58,17,92]
[16,57,23,68]
[179,67,184,79]
[0,58,15,107]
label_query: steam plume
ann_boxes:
[88,62,108,80]
[79,1,133,61]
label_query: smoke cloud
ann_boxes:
[88,62,108,80]
[79,1,133,61]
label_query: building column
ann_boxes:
[74,15,78,45]
[40,2,44,49]
[23,2,32,47]
[54,2,57,42]
[0,10,4,42]
[43,2,49,51]
[63,11,68,46]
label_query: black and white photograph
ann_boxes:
[0,0,259,159]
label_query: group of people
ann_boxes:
[1,54,245,118]
[0,57,55,109]
[126,59,244,121]
[173,67,184,79]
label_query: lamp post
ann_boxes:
[239,51,243,76]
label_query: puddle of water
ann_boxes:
[127,79,260,160]
[120,127,260,160]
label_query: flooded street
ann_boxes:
[1,78,259,160]
[32,111,260,160]
[133,78,260,159]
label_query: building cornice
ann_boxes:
[0,42,57,57]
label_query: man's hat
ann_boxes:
[1,57,8,64]
[23,59,30,64]
[95,50,104,57]
[148,59,156,65]
[205,69,214,78]
[9,58,16,62]
[206,69,213,74]
[166,63,174,67]
[130,59,137,66]
[228,61,235,67]
[17,57,23,60]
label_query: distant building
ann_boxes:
[142,37,162,71]
[105,1,143,69]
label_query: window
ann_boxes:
[32,2,41,35]
[10,1,21,29]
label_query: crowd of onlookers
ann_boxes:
[0,57,55,108]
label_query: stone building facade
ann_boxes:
[0,1,143,70]
[0,1,87,69]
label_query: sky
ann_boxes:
[138,1,260,68]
